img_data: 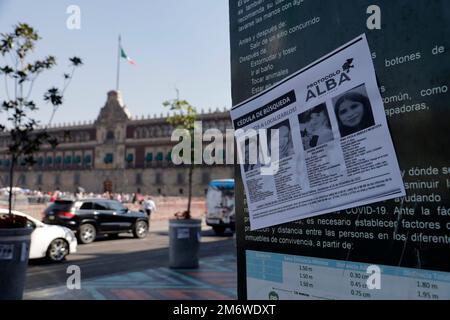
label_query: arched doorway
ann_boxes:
[103,179,113,193]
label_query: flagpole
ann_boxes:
[116,35,121,91]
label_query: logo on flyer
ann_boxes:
[342,58,354,73]
[306,58,354,102]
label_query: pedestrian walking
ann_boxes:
[142,196,156,217]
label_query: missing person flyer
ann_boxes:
[231,34,406,231]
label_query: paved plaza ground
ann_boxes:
[25,253,237,300]
[12,199,238,301]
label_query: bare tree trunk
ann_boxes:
[187,164,194,218]
[8,156,15,215]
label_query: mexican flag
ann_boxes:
[120,46,136,65]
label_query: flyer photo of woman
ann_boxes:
[333,84,375,137]
[241,137,261,172]
[298,103,334,151]
[267,120,294,160]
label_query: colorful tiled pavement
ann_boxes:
[24,254,237,300]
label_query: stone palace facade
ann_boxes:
[0,91,233,196]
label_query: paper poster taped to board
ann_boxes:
[0,244,14,260]
[231,34,406,231]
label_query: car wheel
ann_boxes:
[78,223,96,244]
[46,238,69,262]
[133,220,148,239]
[213,226,226,236]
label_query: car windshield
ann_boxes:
[25,218,36,229]
[106,201,126,212]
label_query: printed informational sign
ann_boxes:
[231,35,405,230]
[177,228,190,239]
[0,244,14,260]
[246,250,450,300]
[229,0,450,300]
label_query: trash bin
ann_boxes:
[0,228,32,300]
[169,219,201,268]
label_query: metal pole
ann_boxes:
[116,35,121,91]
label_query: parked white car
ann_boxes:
[0,209,77,262]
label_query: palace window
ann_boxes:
[84,154,92,165]
[64,156,72,165]
[155,172,163,185]
[202,172,210,184]
[144,128,150,138]
[135,173,143,185]
[177,172,185,185]
[104,153,114,164]
[106,131,115,141]
[2,175,10,185]
[74,173,80,186]
[17,174,26,186]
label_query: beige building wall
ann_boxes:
[0,91,234,197]
[21,166,233,197]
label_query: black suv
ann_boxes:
[43,199,149,244]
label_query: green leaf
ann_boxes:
[69,56,83,66]
[0,65,13,74]
[43,87,63,106]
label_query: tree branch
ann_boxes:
[4,74,10,101]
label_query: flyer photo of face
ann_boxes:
[241,137,261,172]
[333,84,375,138]
[267,119,294,160]
[298,103,334,151]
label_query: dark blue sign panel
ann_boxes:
[230,0,450,300]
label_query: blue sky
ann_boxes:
[0,0,231,125]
